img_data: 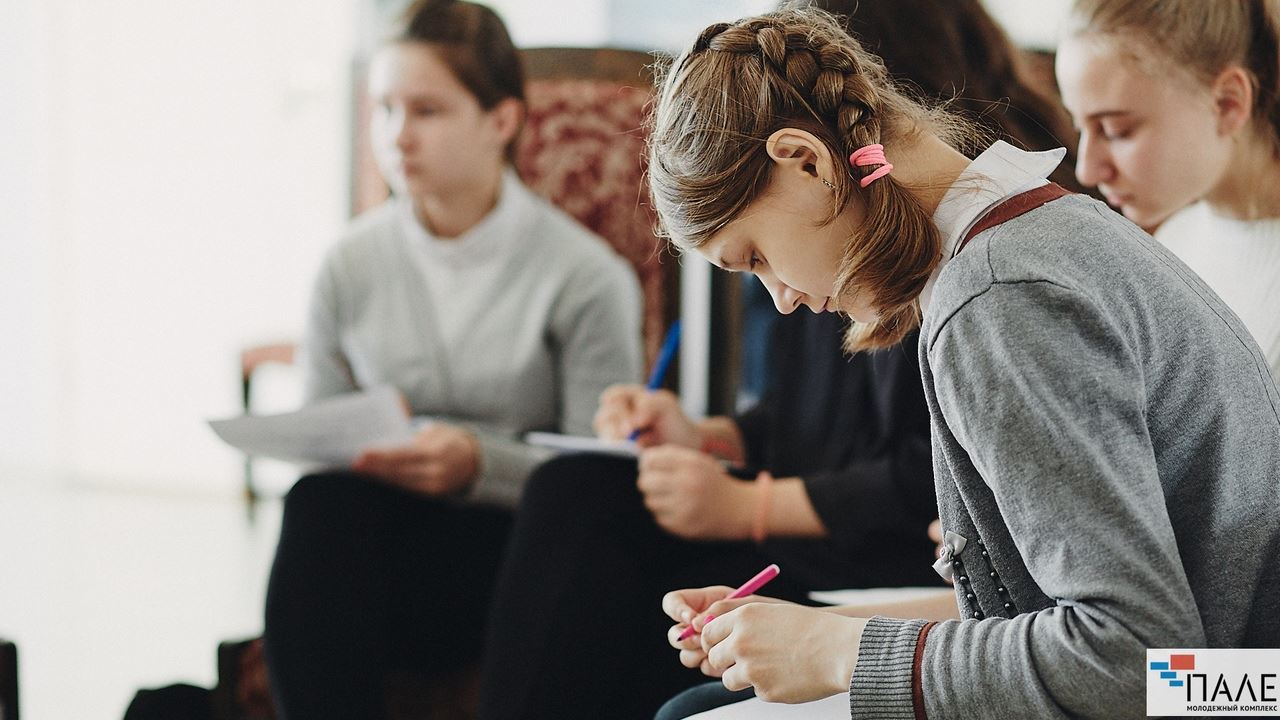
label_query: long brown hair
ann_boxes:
[804,0,1086,193]
[397,0,526,159]
[649,8,972,350]
[1068,0,1280,157]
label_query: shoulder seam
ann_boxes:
[1094,204,1278,417]
[925,278,1079,358]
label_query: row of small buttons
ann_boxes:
[955,541,1017,619]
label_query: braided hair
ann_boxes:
[649,7,972,350]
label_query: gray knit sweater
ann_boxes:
[851,195,1280,719]
[302,176,643,508]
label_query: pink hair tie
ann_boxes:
[849,143,893,188]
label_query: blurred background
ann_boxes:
[0,0,1069,717]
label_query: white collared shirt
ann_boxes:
[919,141,1066,312]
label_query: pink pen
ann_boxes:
[677,564,781,641]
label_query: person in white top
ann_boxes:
[261,1,642,718]
[1056,0,1280,378]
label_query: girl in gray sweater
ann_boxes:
[262,2,641,718]
[648,6,1280,719]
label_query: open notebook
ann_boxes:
[524,431,638,458]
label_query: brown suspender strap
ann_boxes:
[954,182,1071,256]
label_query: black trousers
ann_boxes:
[263,472,513,720]
[477,454,847,720]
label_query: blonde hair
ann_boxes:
[648,8,970,351]
[1068,0,1280,156]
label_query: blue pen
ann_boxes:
[629,320,681,441]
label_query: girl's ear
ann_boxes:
[766,128,838,184]
[490,97,525,147]
[1210,65,1254,137]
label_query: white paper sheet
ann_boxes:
[524,431,638,458]
[208,386,414,465]
[686,692,848,719]
[808,586,949,606]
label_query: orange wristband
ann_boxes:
[699,434,740,462]
[751,470,773,544]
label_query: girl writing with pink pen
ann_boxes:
[648,6,1279,719]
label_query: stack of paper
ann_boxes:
[808,586,949,606]
[208,386,413,465]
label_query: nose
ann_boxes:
[759,275,803,315]
[1075,130,1114,188]
[394,111,414,152]
[373,105,411,154]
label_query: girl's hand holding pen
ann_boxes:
[667,566,783,657]
[693,602,866,703]
[593,385,699,448]
[663,585,792,676]
[664,565,865,703]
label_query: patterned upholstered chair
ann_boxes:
[515,47,673,366]
[224,46,668,720]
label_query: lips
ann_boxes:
[1101,189,1132,207]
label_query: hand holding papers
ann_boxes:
[208,386,414,466]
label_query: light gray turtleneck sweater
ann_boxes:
[302,172,643,508]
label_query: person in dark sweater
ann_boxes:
[475,311,941,720]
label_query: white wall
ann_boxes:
[0,0,355,494]
[983,0,1072,50]
[0,1,65,482]
[607,0,776,52]
[602,0,1071,54]
[490,0,609,47]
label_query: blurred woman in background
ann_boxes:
[262,1,642,717]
